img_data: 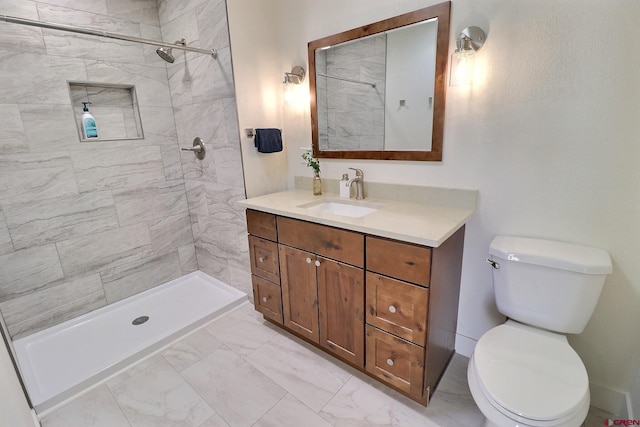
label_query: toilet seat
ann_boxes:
[471,321,589,425]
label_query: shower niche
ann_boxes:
[68,81,144,142]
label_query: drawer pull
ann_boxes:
[262,296,269,303]
[258,256,265,263]
[306,257,312,264]
[386,358,394,366]
[388,305,397,314]
[314,260,321,267]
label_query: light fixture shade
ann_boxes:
[450,50,475,86]
[449,26,486,86]
[283,80,294,104]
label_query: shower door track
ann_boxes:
[0,14,218,59]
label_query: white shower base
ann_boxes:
[12,271,247,414]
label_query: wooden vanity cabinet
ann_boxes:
[278,217,365,367]
[365,229,465,403]
[244,208,465,407]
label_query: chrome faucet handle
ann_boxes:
[348,167,363,177]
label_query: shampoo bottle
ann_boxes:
[81,101,98,139]
[340,173,350,198]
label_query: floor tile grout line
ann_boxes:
[104,383,135,427]
[249,392,291,427]
[177,355,233,427]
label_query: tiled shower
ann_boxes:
[0,0,249,340]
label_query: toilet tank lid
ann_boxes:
[489,236,612,274]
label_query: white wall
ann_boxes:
[227,1,290,198]
[228,0,640,406]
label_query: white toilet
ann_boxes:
[468,236,612,427]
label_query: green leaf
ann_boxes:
[302,150,320,173]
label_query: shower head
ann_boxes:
[156,46,175,63]
[156,38,186,63]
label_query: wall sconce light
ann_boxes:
[450,26,486,86]
[283,66,305,103]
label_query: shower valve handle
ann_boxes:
[181,137,206,160]
[181,145,202,152]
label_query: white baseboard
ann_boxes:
[455,333,477,358]
[590,381,630,417]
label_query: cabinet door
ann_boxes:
[317,257,365,367]
[279,245,319,342]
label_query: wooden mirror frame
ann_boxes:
[308,1,450,161]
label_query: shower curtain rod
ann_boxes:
[0,14,217,59]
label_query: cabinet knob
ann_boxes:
[388,305,397,314]
[306,257,312,264]
[386,358,394,366]
[314,260,321,267]
[262,296,269,303]
[258,256,265,263]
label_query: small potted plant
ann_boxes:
[302,150,322,195]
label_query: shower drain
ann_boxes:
[132,316,150,325]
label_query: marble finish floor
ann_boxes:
[40,303,614,427]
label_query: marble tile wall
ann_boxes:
[317,34,386,151]
[0,0,201,339]
[158,0,251,296]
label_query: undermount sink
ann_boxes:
[298,199,382,218]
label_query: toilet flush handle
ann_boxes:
[486,258,500,269]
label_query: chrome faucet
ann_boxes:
[346,168,364,200]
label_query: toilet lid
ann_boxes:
[474,324,589,421]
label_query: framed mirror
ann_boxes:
[308,2,450,161]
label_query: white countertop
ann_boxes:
[238,189,476,247]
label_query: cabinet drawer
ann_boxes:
[366,272,429,347]
[366,236,431,286]
[365,325,425,398]
[246,209,277,241]
[248,235,280,283]
[252,275,283,324]
[278,217,364,267]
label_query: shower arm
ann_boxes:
[0,14,218,59]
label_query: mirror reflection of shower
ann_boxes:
[156,38,187,63]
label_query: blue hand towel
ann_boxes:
[254,128,283,153]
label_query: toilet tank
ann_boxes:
[488,236,612,334]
